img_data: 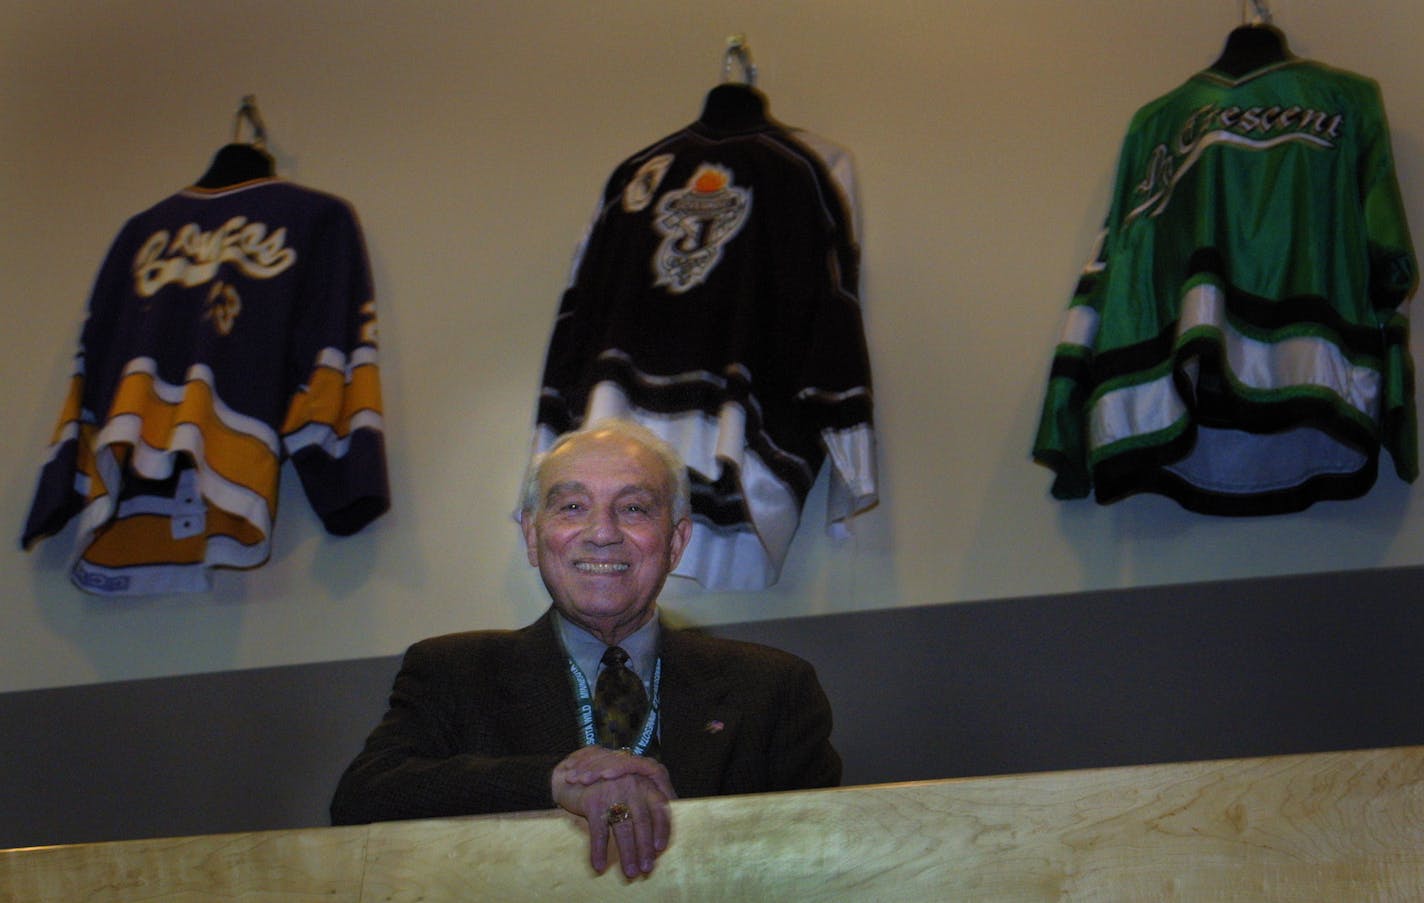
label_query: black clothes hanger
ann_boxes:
[195,95,275,188]
[698,34,770,131]
[1211,24,1291,77]
[1211,1,1291,78]
[699,82,770,131]
[195,143,275,188]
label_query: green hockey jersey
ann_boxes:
[1034,57,1418,514]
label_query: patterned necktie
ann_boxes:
[594,646,649,750]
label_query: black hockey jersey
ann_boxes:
[534,91,876,590]
[22,177,389,595]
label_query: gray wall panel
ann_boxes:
[5,567,1424,849]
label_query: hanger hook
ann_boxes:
[721,34,757,87]
[233,94,268,148]
[1243,0,1273,26]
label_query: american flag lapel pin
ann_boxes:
[704,720,725,734]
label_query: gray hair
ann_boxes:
[520,419,692,522]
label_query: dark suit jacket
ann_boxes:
[329,611,841,824]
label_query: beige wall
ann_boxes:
[3,0,1422,693]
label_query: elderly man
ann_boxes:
[330,419,841,877]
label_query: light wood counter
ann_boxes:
[4,745,1423,901]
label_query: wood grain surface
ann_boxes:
[4,746,1422,901]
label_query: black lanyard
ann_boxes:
[565,655,661,756]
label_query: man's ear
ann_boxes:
[667,517,692,570]
[521,511,540,567]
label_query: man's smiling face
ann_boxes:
[523,428,691,645]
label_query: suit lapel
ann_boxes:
[658,627,740,797]
[497,612,583,756]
